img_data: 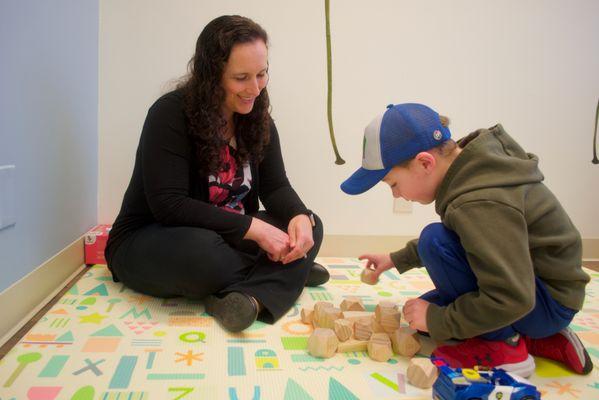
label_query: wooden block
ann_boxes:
[379,312,401,334]
[307,328,339,358]
[354,319,373,341]
[374,301,401,334]
[334,319,353,342]
[320,307,343,329]
[301,308,313,324]
[407,358,438,389]
[360,268,379,285]
[390,327,421,357]
[313,301,334,327]
[337,339,368,353]
[370,315,386,333]
[367,333,393,362]
[341,311,373,323]
[314,301,334,313]
[340,296,366,312]
[375,301,398,319]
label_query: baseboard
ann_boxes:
[0,236,86,348]
[322,235,599,259]
[320,235,414,257]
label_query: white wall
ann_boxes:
[0,0,99,292]
[99,0,599,238]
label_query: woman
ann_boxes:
[105,15,327,332]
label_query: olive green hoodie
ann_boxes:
[390,124,589,342]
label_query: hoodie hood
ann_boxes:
[435,124,544,217]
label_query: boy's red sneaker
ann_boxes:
[523,327,593,375]
[432,336,535,378]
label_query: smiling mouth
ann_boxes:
[239,96,255,102]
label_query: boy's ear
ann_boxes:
[414,152,436,172]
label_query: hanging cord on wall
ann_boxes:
[325,0,345,165]
[593,98,598,164]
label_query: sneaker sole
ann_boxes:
[498,354,535,378]
[561,328,594,375]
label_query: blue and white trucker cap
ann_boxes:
[340,103,451,195]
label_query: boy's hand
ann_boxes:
[358,253,394,279]
[402,298,430,332]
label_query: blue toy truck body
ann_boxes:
[431,358,540,400]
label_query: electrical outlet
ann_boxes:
[393,198,412,214]
[0,165,16,230]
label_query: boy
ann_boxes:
[341,103,593,377]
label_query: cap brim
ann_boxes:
[340,167,390,195]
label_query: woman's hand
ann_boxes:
[244,217,290,262]
[402,298,430,332]
[281,214,314,264]
[358,253,394,280]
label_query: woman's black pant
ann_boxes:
[108,212,323,323]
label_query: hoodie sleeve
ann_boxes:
[390,239,422,273]
[426,200,536,342]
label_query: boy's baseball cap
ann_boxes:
[341,103,451,195]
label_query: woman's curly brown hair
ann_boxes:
[178,15,271,176]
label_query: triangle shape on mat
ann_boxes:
[91,324,124,337]
[284,378,313,400]
[68,284,79,295]
[84,283,109,296]
[329,377,359,400]
[56,331,75,342]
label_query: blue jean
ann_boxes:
[417,223,576,340]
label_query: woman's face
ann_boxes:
[221,39,269,119]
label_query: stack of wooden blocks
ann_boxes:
[302,296,438,388]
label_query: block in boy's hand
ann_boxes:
[360,267,379,285]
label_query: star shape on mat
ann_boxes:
[79,312,108,324]
[546,381,582,397]
[175,350,204,366]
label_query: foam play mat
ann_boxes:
[1,258,598,399]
